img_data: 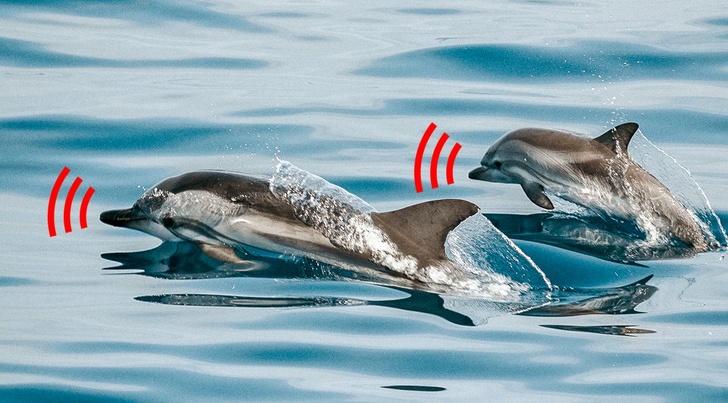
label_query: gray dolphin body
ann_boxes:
[468,123,710,251]
[100,171,480,288]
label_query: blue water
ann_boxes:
[2,1,728,401]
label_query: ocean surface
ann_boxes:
[2,1,728,401]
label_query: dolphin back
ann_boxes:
[371,199,480,266]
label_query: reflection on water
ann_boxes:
[135,290,477,326]
[381,385,446,392]
[522,275,657,317]
[103,241,656,332]
[486,212,698,263]
[540,325,656,337]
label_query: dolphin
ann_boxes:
[100,170,481,292]
[468,123,710,251]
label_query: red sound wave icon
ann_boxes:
[414,122,462,193]
[47,166,95,237]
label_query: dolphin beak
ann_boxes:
[101,207,176,240]
[468,166,489,180]
[100,208,142,228]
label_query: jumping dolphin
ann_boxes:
[468,123,710,251]
[100,169,483,293]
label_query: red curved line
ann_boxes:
[64,177,83,233]
[47,166,70,237]
[446,142,462,185]
[80,187,95,229]
[414,122,437,193]
[429,133,450,189]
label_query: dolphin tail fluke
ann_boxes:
[593,122,639,156]
[370,199,479,266]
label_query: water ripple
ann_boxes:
[0,37,268,69]
[396,8,461,16]
[355,41,728,82]
[235,99,728,143]
[3,0,271,33]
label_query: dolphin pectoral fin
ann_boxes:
[593,122,639,156]
[521,182,554,210]
[371,199,480,266]
[198,243,248,264]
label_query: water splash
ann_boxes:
[270,160,550,302]
[445,214,551,302]
[604,141,671,249]
[630,130,727,247]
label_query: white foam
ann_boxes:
[269,160,551,302]
[269,160,418,275]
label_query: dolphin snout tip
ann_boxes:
[100,208,135,227]
[468,166,488,180]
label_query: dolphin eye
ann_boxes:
[493,161,502,169]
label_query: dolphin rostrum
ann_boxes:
[468,123,711,251]
[100,167,491,294]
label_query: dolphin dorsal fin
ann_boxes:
[370,199,479,266]
[593,122,639,156]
